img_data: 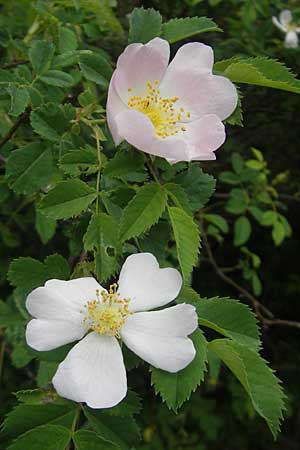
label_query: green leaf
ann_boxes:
[7,85,30,117]
[234,216,251,246]
[37,361,58,387]
[209,339,285,438]
[29,40,55,74]
[30,103,76,142]
[83,409,140,450]
[261,210,277,226]
[175,165,216,211]
[79,53,113,87]
[1,404,76,438]
[231,153,244,174]
[84,213,120,281]
[8,257,46,290]
[119,183,167,242]
[162,16,220,43]
[35,210,56,244]
[44,254,70,280]
[40,70,74,87]
[214,57,300,94]
[39,180,97,220]
[73,430,120,450]
[103,150,145,181]
[204,214,229,233]
[105,390,141,417]
[58,27,78,53]
[8,425,71,450]
[164,183,192,214]
[272,220,285,246]
[168,206,200,283]
[128,7,162,44]
[178,292,261,351]
[151,329,207,411]
[5,143,53,195]
[226,188,248,215]
[0,300,22,328]
[60,148,98,176]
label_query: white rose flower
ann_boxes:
[25,253,198,409]
[272,9,300,48]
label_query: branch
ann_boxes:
[0,60,28,70]
[0,109,30,150]
[200,222,300,330]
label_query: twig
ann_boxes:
[200,222,300,330]
[0,109,30,149]
[0,60,28,70]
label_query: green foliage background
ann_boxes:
[0,0,300,449]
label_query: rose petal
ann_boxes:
[279,9,292,26]
[121,304,198,372]
[106,71,128,145]
[118,253,182,312]
[52,332,127,409]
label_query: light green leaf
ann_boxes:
[30,103,76,142]
[272,220,285,246]
[73,430,120,450]
[168,206,200,283]
[79,53,112,87]
[128,7,162,44]
[214,57,300,93]
[5,143,53,195]
[162,16,220,43]
[7,85,30,117]
[209,339,285,439]
[35,210,56,244]
[178,291,261,351]
[119,183,167,242]
[164,183,192,214]
[151,329,207,411]
[39,180,97,220]
[8,425,71,450]
[29,40,55,74]
[234,216,251,246]
[58,27,78,53]
[40,70,74,87]
[83,409,140,450]
[261,210,277,226]
[204,214,229,233]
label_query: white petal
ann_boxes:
[44,277,104,310]
[285,31,299,48]
[114,38,170,103]
[162,42,214,77]
[121,304,198,372]
[52,332,127,409]
[114,109,189,161]
[272,16,287,33]
[279,9,292,26]
[106,71,128,146]
[26,319,85,351]
[118,253,182,312]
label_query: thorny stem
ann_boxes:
[200,220,300,330]
[0,60,28,70]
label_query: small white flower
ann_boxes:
[25,253,198,409]
[272,9,300,48]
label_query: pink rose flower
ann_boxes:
[107,38,238,164]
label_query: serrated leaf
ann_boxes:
[58,27,78,53]
[73,430,120,450]
[168,206,200,283]
[60,148,98,176]
[79,53,112,87]
[103,150,145,181]
[8,257,46,290]
[151,329,207,411]
[178,292,261,351]
[209,339,285,438]
[30,103,76,142]
[105,390,141,417]
[8,425,71,450]
[162,16,220,43]
[7,85,30,117]
[6,143,53,195]
[29,40,55,74]
[40,70,74,87]
[44,254,70,280]
[39,180,97,220]
[164,183,192,214]
[83,409,140,450]
[214,57,300,93]
[37,361,58,387]
[0,300,22,328]
[35,210,56,244]
[128,7,162,43]
[119,183,167,242]
[234,216,251,246]
[175,165,216,211]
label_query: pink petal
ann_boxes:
[114,38,170,103]
[160,71,238,122]
[114,109,189,161]
[162,42,214,76]
[106,71,128,145]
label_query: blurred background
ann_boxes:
[0,1,300,449]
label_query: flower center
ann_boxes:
[127,81,190,139]
[83,284,131,337]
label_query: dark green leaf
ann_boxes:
[128,7,162,44]
[29,40,55,74]
[58,27,78,54]
[40,70,74,87]
[162,16,220,43]
[8,425,71,450]
[73,430,120,450]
